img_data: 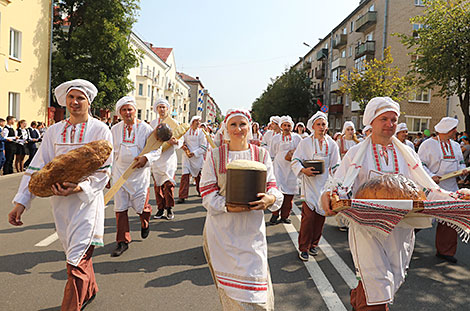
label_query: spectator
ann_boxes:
[2,116,17,175]
[413,132,424,150]
[0,118,6,173]
[15,120,29,172]
[24,121,41,168]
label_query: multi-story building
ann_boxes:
[294,0,449,135]
[0,0,52,123]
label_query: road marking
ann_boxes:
[35,232,58,247]
[282,222,347,311]
[291,203,357,289]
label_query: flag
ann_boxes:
[316,99,323,107]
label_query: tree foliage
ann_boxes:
[52,0,140,111]
[398,0,470,132]
[251,67,315,124]
[340,47,413,110]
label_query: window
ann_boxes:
[343,27,347,35]
[137,109,142,120]
[138,83,143,96]
[415,0,424,6]
[406,116,431,133]
[350,21,354,33]
[366,32,374,41]
[409,88,430,102]
[147,85,150,97]
[184,104,187,110]
[349,46,353,57]
[9,28,21,60]
[354,55,367,72]
[412,24,424,38]
[332,68,341,83]
[140,61,143,75]
[341,49,346,58]
[369,4,375,11]
[8,92,20,118]
[146,109,149,121]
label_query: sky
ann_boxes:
[133,0,360,114]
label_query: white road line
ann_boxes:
[291,203,358,289]
[35,232,58,247]
[282,222,347,311]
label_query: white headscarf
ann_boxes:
[153,98,170,112]
[434,117,458,134]
[223,109,253,141]
[279,115,294,128]
[306,111,328,134]
[395,122,408,134]
[271,116,281,125]
[116,96,137,118]
[363,97,400,126]
[54,79,98,107]
[342,121,355,135]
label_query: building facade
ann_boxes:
[295,0,450,135]
[0,0,52,123]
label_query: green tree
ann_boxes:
[340,47,413,111]
[52,0,140,111]
[398,0,470,133]
[251,67,314,124]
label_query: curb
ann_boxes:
[0,172,24,181]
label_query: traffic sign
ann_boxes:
[320,105,328,113]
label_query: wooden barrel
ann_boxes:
[302,160,325,174]
[226,160,267,207]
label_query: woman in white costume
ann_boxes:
[200,109,283,310]
[249,121,263,146]
[294,121,309,138]
[337,121,360,158]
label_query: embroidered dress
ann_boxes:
[181,128,207,177]
[201,144,282,304]
[13,118,112,266]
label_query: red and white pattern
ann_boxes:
[216,273,268,292]
[200,183,219,198]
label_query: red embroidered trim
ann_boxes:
[372,143,398,174]
[223,110,252,123]
[201,187,218,198]
[314,137,328,156]
[440,140,455,159]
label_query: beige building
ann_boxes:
[0,0,52,123]
[295,0,450,135]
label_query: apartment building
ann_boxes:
[0,0,52,122]
[295,0,447,135]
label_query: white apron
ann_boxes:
[272,134,300,194]
[181,128,206,177]
[435,137,459,192]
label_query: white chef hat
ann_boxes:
[362,125,372,135]
[434,117,458,134]
[306,111,328,133]
[395,122,408,134]
[342,121,355,134]
[223,109,253,141]
[115,96,137,118]
[153,98,170,112]
[190,115,202,125]
[363,97,400,126]
[54,79,98,107]
[279,115,294,128]
[270,116,281,125]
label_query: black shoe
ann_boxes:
[299,251,309,261]
[165,207,174,220]
[308,247,318,256]
[339,226,348,232]
[177,198,185,204]
[153,209,164,219]
[268,214,279,225]
[141,225,150,239]
[436,253,458,263]
[279,218,291,224]
[81,293,96,310]
[111,242,129,257]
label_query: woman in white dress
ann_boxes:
[294,122,309,138]
[337,121,360,158]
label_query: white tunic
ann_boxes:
[271,133,302,194]
[149,116,183,186]
[214,127,225,147]
[249,132,263,146]
[181,127,207,177]
[261,130,274,151]
[13,118,112,266]
[418,137,466,192]
[201,145,283,303]
[405,139,415,150]
[291,135,340,214]
[337,137,357,158]
[333,140,452,305]
[111,120,159,213]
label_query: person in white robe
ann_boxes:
[268,115,301,225]
[150,98,183,220]
[214,123,226,147]
[201,109,282,311]
[291,112,340,261]
[320,97,466,310]
[337,121,360,158]
[261,116,281,155]
[110,96,160,257]
[8,79,112,311]
[294,121,309,138]
[178,115,207,203]
[418,117,468,263]
[395,123,415,150]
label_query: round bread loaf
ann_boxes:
[155,123,173,142]
[226,159,267,171]
[355,174,426,200]
[226,160,267,206]
[28,140,113,197]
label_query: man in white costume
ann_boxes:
[268,115,301,225]
[395,123,415,150]
[261,116,281,155]
[178,115,207,203]
[150,99,182,220]
[200,109,282,310]
[110,96,160,257]
[291,112,340,261]
[418,117,467,263]
[8,79,112,311]
[321,97,464,310]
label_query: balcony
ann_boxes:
[331,57,346,70]
[316,48,328,60]
[333,34,347,49]
[330,80,342,92]
[355,11,377,32]
[329,104,343,114]
[315,66,325,79]
[355,41,375,59]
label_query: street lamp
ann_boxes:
[303,42,311,48]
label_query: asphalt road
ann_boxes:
[2,161,470,310]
